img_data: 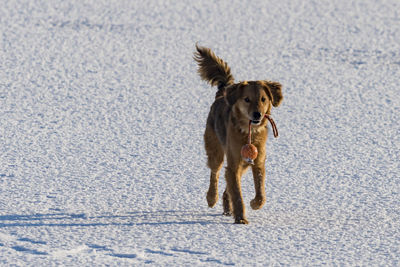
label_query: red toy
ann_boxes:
[241,114,278,164]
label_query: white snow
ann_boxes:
[0,0,399,265]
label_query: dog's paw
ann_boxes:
[234,217,249,224]
[222,211,232,216]
[250,197,266,210]
[206,191,218,208]
[223,202,232,216]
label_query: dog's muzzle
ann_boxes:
[251,112,262,125]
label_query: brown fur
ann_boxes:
[194,45,283,224]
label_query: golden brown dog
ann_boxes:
[194,45,283,224]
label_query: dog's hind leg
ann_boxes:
[204,126,224,208]
[222,189,232,216]
[225,163,248,224]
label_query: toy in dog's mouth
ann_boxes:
[241,120,258,165]
[264,114,278,138]
[241,114,279,164]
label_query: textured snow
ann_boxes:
[0,0,399,265]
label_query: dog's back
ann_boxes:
[194,45,235,146]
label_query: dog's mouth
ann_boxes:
[251,120,261,125]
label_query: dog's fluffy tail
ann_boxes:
[194,45,234,90]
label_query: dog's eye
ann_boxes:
[261,97,266,102]
[244,97,250,103]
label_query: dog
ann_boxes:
[194,45,283,224]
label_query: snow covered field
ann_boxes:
[0,0,399,265]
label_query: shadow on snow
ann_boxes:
[0,210,230,228]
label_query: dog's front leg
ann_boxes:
[250,157,266,210]
[250,148,266,210]
[225,163,248,224]
[207,170,220,208]
[204,126,224,208]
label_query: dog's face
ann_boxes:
[226,81,283,126]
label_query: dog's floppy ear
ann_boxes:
[225,84,241,106]
[263,81,283,107]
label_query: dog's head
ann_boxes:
[225,80,283,126]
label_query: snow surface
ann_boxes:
[0,0,399,265]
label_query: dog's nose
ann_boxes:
[252,112,262,120]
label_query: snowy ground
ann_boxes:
[1,0,399,265]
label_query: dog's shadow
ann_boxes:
[0,210,231,228]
